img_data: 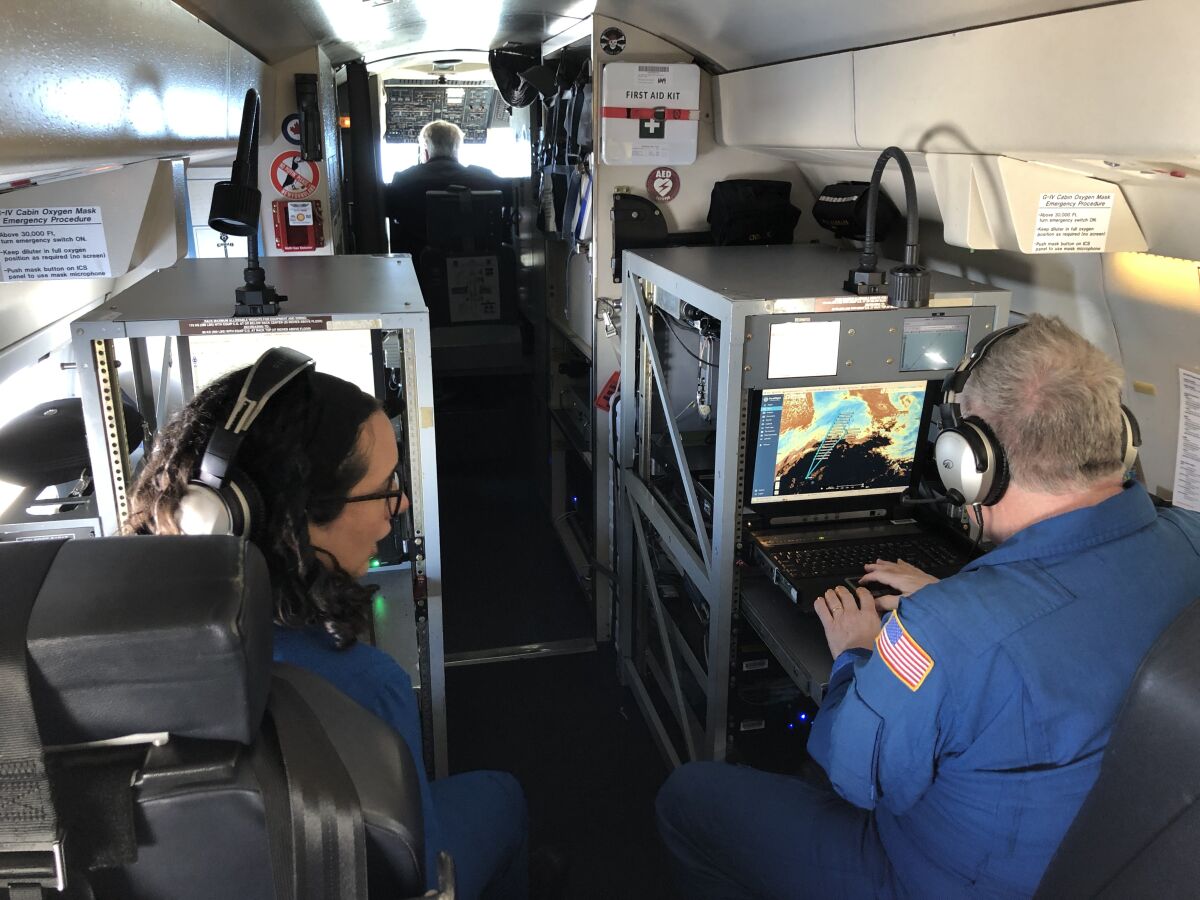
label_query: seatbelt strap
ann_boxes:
[249,735,294,900]
[0,539,68,899]
[267,677,368,900]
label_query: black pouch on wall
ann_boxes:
[811,180,900,241]
[707,180,801,246]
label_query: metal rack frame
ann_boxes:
[615,244,1010,766]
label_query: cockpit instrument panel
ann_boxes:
[383,80,495,144]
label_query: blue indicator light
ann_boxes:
[787,723,795,730]
[798,712,808,722]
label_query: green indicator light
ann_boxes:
[369,558,380,568]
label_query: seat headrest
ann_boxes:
[14,535,273,746]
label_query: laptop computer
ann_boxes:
[744,380,973,611]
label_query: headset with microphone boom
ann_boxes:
[176,347,315,538]
[933,323,1140,508]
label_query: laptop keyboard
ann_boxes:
[775,536,968,581]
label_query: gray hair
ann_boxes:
[959,314,1127,493]
[419,120,463,160]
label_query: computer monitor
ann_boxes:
[748,381,928,506]
[900,315,970,372]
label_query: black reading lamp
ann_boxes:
[843,146,932,308]
[208,88,288,317]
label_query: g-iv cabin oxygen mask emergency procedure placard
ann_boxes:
[601,63,700,165]
[0,207,112,281]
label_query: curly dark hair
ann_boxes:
[125,364,382,648]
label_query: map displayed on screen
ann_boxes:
[751,381,927,503]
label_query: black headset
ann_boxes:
[176,347,315,538]
[933,323,1141,507]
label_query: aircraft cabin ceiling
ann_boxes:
[173,0,595,66]
[596,0,1128,70]
[175,0,1125,70]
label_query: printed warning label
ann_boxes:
[446,255,501,323]
[287,202,314,226]
[1031,192,1115,253]
[0,206,111,281]
[180,315,332,336]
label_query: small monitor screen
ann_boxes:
[900,315,970,372]
[750,381,927,505]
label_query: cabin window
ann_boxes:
[380,125,531,181]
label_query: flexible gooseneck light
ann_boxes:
[208,88,288,317]
[843,146,931,308]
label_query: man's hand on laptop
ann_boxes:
[816,585,882,657]
[860,559,940,611]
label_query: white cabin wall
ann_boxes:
[0,0,275,369]
[0,159,188,377]
[1102,254,1200,503]
[713,0,1200,256]
[695,0,1199,499]
[584,14,824,633]
[596,0,1110,72]
[256,47,341,256]
[588,16,822,319]
[0,0,271,185]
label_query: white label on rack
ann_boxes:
[768,320,841,380]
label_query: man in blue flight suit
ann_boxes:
[656,314,1200,897]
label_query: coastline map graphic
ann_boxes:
[751,382,926,503]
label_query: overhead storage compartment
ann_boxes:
[929,155,1147,254]
[712,0,1199,257]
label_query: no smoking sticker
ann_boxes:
[646,166,681,202]
[270,151,321,201]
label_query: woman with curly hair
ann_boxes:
[125,354,528,899]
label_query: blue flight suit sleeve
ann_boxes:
[808,612,952,814]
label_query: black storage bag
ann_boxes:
[706,179,801,246]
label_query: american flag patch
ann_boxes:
[876,611,934,691]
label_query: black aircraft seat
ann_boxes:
[0,535,431,899]
[1035,596,1200,897]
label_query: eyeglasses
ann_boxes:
[338,467,407,520]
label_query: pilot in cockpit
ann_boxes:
[384,119,508,257]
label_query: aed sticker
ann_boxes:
[646,166,681,202]
[287,201,313,226]
[599,26,626,55]
[282,113,302,146]
[270,151,321,201]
